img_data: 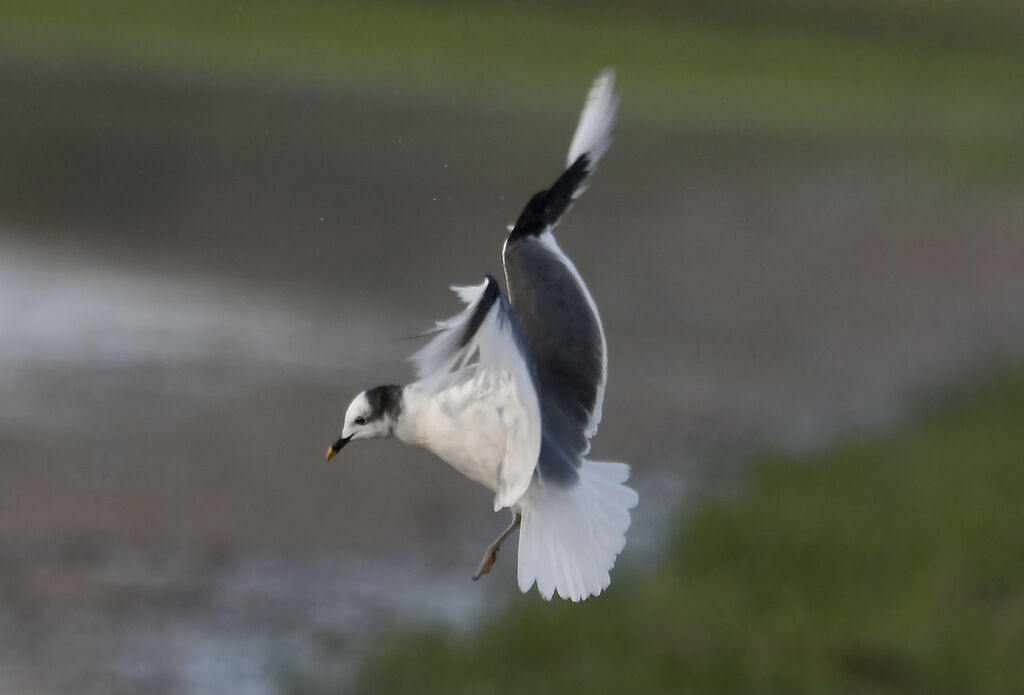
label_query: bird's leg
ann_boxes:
[473,512,521,581]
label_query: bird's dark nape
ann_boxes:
[365,384,404,421]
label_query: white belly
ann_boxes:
[397,381,507,492]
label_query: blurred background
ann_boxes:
[1,2,1023,693]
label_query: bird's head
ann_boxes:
[326,384,404,460]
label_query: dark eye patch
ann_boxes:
[354,416,367,426]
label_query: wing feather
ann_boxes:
[567,67,619,170]
[500,69,617,474]
[410,276,542,510]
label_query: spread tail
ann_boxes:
[516,460,638,601]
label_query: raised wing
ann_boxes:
[410,275,542,510]
[505,69,619,244]
[501,70,617,480]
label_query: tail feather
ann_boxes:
[516,459,638,601]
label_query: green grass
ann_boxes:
[336,372,1024,694]
[2,0,1024,152]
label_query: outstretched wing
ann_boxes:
[501,70,617,479]
[410,275,542,510]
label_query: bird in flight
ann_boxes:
[327,70,637,601]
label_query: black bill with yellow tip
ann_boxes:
[325,435,350,461]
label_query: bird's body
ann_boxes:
[395,382,508,491]
[328,70,637,601]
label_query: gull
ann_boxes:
[326,70,637,601]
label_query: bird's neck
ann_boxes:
[391,386,431,447]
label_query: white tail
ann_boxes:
[516,460,638,601]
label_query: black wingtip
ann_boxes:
[458,276,501,348]
[506,154,592,244]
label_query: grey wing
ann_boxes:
[503,233,606,483]
[500,70,617,483]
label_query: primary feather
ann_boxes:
[568,68,619,171]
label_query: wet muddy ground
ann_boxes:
[1,63,1023,693]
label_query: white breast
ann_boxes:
[396,380,508,492]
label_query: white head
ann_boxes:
[326,384,404,460]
